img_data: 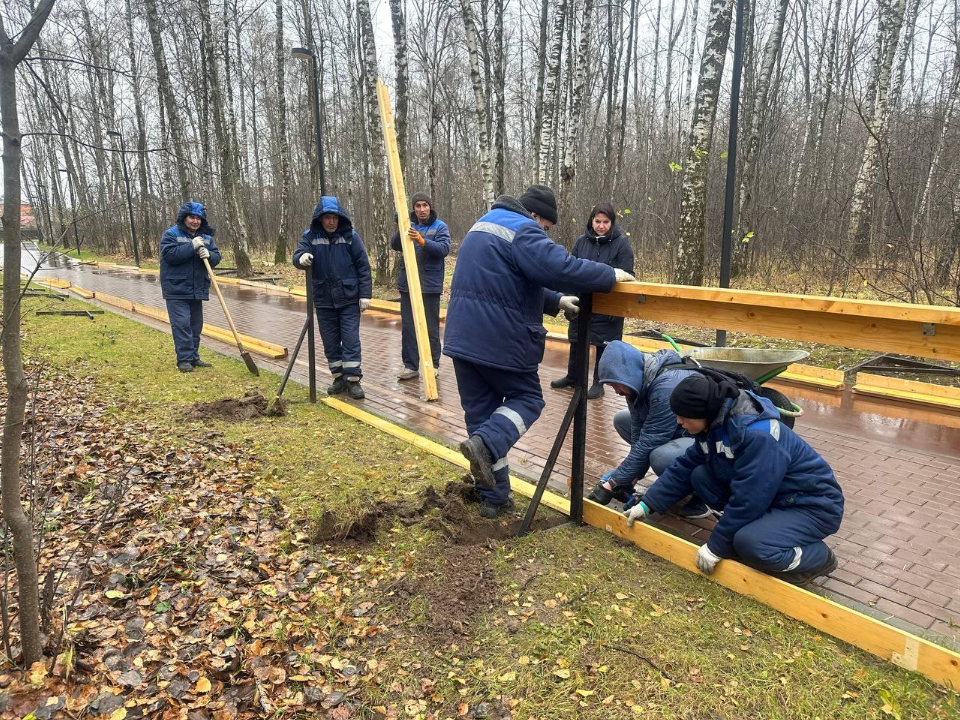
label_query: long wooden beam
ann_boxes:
[323,397,960,690]
[594,282,960,363]
[377,79,439,401]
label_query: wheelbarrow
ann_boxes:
[659,335,806,426]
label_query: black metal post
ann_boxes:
[716,0,745,348]
[311,53,327,196]
[111,131,140,267]
[276,315,311,399]
[569,293,593,525]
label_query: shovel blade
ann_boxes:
[242,351,260,376]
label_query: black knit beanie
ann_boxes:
[410,192,433,209]
[519,184,559,224]
[669,374,739,424]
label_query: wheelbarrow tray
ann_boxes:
[684,347,810,382]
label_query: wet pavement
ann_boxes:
[29,257,960,648]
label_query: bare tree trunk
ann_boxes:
[559,0,595,219]
[733,0,789,277]
[0,0,56,668]
[388,0,410,168]
[274,0,292,265]
[198,0,253,276]
[532,0,550,182]
[492,0,506,196]
[358,0,390,280]
[614,0,638,193]
[125,0,153,256]
[143,0,190,202]
[460,0,495,206]
[675,0,733,286]
[847,0,907,261]
[536,0,567,185]
[680,0,701,148]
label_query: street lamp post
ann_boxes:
[107,130,140,267]
[58,167,81,256]
[290,45,328,404]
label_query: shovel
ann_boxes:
[203,257,260,376]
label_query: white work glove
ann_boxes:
[623,499,650,527]
[359,298,371,312]
[197,246,210,259]
[558,296,579,316]
[614,268,635,283]
[299,253,313,267]
[191,237,204,250]
[696,544,722,575]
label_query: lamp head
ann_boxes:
[291,47,314,60]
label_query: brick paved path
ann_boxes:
[36,263,960,647]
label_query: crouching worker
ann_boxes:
[586,341,699,508]
[623,373,844,585]
[160,202,221,372]
[294,196,372,400]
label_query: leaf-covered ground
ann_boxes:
[1,294,958,719]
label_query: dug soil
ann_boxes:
[185,390,286,421]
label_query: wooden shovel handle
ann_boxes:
[203,257,246,353]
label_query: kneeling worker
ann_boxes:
[623,373,843,585]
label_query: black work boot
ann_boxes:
[327,377,348,395]
[192,359,212,368]
[781,549,838,587]
[177,362,194,373]
[550,375,577,389]
[480,497,515,519]
[347,380,365,399]
[587,381,605,400]
[459,435,497,489]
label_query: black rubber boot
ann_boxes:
[587,382,605,400]
[459,435,497,489]
[781,549,838,587]
[480,497,515,519]
[192,359,212,368]
[327,377,348,395]
[550,375,577,389]
[347,381,365,399]
[177,362,194,373]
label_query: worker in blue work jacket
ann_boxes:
[390,192,450,381]
[587,341,704,512]
[623,373,844,585]
[444,184,635,519]
[159,201,221,372]
[293,196,372,400]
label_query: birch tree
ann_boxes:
[274,0,292,264]
[675,0,733,286]
[536,0,568,185]
[388,0,410,168]
[459,0,495,206]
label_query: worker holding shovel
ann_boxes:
[294,196,372,400]
[159,202,221,373]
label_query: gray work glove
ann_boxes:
[197,246,210,259]
[191,237,204,250]
[623,499,650,527]
[299,253,314,267]
[614,268,635,283]
[359,298,371,312]
[696,544,722,575]
[558,296,579,316]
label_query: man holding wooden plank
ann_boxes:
[444,185,635,519]
[390,192,450,381]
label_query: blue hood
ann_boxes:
[176,201,215,236]
[597,341,682,396]
[716,390,781,445]
[310,196,353,235]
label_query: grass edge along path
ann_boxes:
[325,398,960,691]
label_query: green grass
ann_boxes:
[16,294,960,719]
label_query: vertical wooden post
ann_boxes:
[377,79,439,401]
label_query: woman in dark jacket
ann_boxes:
[550,202,634,399]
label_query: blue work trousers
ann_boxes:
[452,359,546,506]
[691,465,841,573]
[317,303,362,380]
[166,299,204,365]
[613,409,694,481]
[399,291,442,371]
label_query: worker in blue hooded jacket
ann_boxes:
[586,341,702,509]
[293,196,372,400]
[159,201,221,372]
[623,373,844,585]
[444,184,635,519]
[389,192,451,381]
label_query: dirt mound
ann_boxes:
[185,391,286,421]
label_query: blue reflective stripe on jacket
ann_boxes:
[159,227,221,300]
[443,196,617,372]
[390,211,451,294]
[641,391,845,558]
[293,196,373,309]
